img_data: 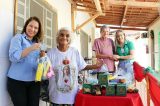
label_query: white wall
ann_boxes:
[75,12,96,58]
[149,19,160,71]
[0,0,96,105]
[0,0,14,106]
[46,0,96,58]
[47,0,71,29]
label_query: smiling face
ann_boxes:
[116,31,125,44]
[100,27,110,39]
[57,30,71,46]
[26,20,39,40]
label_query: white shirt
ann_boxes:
[47,47,87,104]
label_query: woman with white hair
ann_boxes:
[93,25,116,73]
[47,27,102,106]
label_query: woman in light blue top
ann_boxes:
[7,16,43,106]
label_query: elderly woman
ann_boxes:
[114,30,135,88]
[93,25,116,73]
[47,27,102,106]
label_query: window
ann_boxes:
[15,0,57,49]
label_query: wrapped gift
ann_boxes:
[116,84,127,96]
[83,84,92,94]
[106,84,115,96]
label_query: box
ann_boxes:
[106,84,115,96]
[98,73,108,85]
[92,84,101,96]
[116,84,127,96]
[83,84,92,94]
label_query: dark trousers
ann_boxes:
[51,103,74,106]
[7,77,41,106]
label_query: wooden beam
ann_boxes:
[121,5,128,26]
[14,0,18,34]
[76,8,105,16]
[71,4,76,32]
[147,16,160,28]
[74,12,101,32]
[93,0,102,13]
[96,25,148,31]
[110,0,159,8]
[67,0,74,4]
[76,1,94,6]
[89,14,97,27]
[76,8,97,13]
[146,76,151,106]
[103,0,110,10]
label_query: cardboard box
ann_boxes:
[106,84,115,96]
[83,84,92,94]
[116,84,127,96]
[98,73,108,85]
[92,84,101,96]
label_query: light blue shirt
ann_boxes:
[7,33,40,81]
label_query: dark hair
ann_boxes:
[100,25,110,33]
[21,16,43,43]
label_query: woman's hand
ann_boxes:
[113,55,121,60]
[21,43,40,58]
[109,55,118,61]
[95,60,103,68]
[83,59,103,70]
[30,43,41,51]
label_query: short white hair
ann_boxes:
[56,27,72,45]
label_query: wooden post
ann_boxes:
[146,76,150,106]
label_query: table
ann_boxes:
[75,90,143,106]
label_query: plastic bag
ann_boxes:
[98,64,108,72]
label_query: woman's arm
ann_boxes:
[21,43,40,58]
[114,50,135,60]
[83,60,103,70]
[96,53,117,61]
[95,53,112,59]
